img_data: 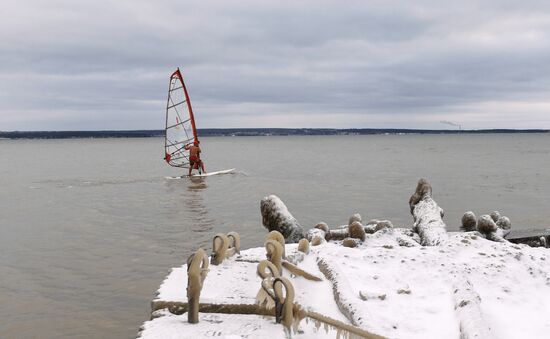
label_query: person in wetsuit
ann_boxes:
[185,140,206,176]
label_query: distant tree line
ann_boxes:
[0,128,548,139]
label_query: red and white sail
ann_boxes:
[164,68,199,168]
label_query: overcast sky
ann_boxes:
[1,0,550,130]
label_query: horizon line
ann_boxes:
[2,127,550,133]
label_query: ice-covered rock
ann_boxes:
[342,238,359,248]
[314,222,329,232]
[348,213,362,226]
[496,216,512,238]
[490,211,501,223]
[349,221,366,241]
[261,195,305,243]
[375,220,393,232]
[478,215,508,243]
[461,211,477,232]
[365,219,379,234]
[477,215,497,235]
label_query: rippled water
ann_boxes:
[1,134,549,338]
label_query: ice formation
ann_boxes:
[139,179,550,339]
[261,195,305,243]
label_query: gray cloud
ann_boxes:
[1,0,550,130]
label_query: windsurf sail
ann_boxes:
[164,68,199,168]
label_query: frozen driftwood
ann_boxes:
[261,195,305,243]
[409,178,448,246]
[452,278,493,339]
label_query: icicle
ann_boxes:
[264,295,275,310]
[255,288,268,306]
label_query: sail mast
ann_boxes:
[173,68,199,144]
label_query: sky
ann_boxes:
[1,0,550,130]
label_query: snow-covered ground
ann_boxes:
[139,231,550,339]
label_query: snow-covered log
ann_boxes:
[452,278,493,339]
[317,257,370,329]
[261,195,305,243]
[409,179,448,246]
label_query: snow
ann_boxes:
[153,245,347,323]
[156,259,259,305]
[139,310,285,339]
[144,232,550,339]
[139,310,361,339]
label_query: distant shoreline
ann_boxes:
[0,128,548,139]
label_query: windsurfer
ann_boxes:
[185,140,206,176]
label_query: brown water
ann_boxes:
[1,134,549,338]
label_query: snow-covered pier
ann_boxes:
[138,179,550,339]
